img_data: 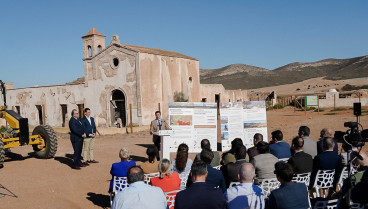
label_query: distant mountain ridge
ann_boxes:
[200,55,368,89]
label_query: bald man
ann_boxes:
[317,128,337,155]
[225,163,265,209]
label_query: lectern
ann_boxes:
[153,130,174,160]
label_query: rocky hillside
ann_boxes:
[200,55,368,89]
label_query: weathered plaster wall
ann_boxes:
[6,84,85,127]
[200,84,248,103]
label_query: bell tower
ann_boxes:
[82,28,106,59]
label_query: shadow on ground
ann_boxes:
[54,153,74,168]
[135,144,152,149]
[86,192,110,209]
[4,152,31,162]
[130,155,148,163]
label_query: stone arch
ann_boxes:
[110,89,126,127]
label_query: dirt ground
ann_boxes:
[1,107,367,209]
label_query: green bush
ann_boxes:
[314,108,324,112]
[174,91,188,102]
[331,108,346,112]
[273,104,284,109]
[324,113,337,115]
[0,125,6,133]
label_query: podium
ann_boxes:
[153,130,173,160]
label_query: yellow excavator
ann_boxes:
[0,80,57,168]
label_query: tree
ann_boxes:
[174,91,188,102]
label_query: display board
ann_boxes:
[305,96,318,106]
[166,102,217,153]
[221,101,268,151]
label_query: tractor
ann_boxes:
[0,80,58,168]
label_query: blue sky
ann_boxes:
[1,0,367,88]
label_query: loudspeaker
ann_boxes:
[354,102,361,116]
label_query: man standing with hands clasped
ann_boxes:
[69,109,87,170]
[150,111,171,151]
[82,108,99,164]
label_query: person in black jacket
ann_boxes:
[69,109,86,169]
[288,136,313,174]
[175,160,227,209]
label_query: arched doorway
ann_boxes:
[110,89,126,127]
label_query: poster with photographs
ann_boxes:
[221,101,268,151]
[165,102,218,153]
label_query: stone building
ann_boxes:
[2,28,248,127]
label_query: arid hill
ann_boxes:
[200,55,368,89]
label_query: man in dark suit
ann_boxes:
[267,162,309,209]
[81,108,98,164]
[175,160,227,209]
[269,130,291,159]
[222,145,247,187]
[309,137,343,190]
[247,133,262,161]
[187,148,226,192]
[287,136,313,174]
[317,128,338,155]
[69,109,86,170]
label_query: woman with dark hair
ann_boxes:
[222,138,249,165]
[172,143,192,174]
[140,146,160,174]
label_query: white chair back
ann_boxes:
[314,199,338,209]
[213,165,221,170]
[278,158,289,162]
[312,169,335,198]
[179,170,190,190]
[110,176,129,206]
[259,178,280,197]
[292,172,311,187]
[144,172,160,184]
[165,190,181,208]
[229,182,240,187]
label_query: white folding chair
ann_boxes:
[213,165,221,170]
[350,202,368,209]
[292,172,311,187]
[165,190,181,208]
[259,178,280,197]
[313,199,338,209]
[278,158,289,162]
[110,176,129,206]
[179,171,190,190]
[229,182,240,187]
[312,169,335,198]
[337,167,358,190]
[144,172,160,184]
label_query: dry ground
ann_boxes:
[1,107,368,209]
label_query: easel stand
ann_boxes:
[0,184,18,198]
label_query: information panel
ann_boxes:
[305,96,318,106]
[166,102,217,153]
[221,101,268,151]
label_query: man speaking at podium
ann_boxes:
[150,111,171,151]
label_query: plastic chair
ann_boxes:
[279,158,289,162]
[213,165,221,170]
[229,182,240,187]
[312,169,335,198]
[110,176,129,206]
[144,172,160,184]
[292,172,311,187]
[179,171,190,190]
[337,167,358,190]
[313,199,338,209]
[259,178,280,197]
[165,190,181,209]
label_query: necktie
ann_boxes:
[158,120,161,130]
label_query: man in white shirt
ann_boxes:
[111,166,168,209]
[224,163,265,209]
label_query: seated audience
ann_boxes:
[187,148,226,192]
[309,137,343,190]
[175,160,227,209]
[112,166,168,209]
[222,145,247,187]
[298,126,317,157]
[250,141,279,184]
[269,130,291,159]
[150,159,181,192]
[287,136,313,174]
[247,133,263,161]
[194,139,220,167]
[222,138,249,165]
[267,162,309,209]
[140,146,160,174]
[225,163,265,209]
[109,147,136,192]
[317,128,338,155]
[172,143,193,175]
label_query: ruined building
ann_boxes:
[2,28,247,127]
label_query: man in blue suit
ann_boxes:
[187,148,227,192]
[175,160,227,209]
[81,108,98,164]
[69,109,86,170]
[269,130,291,159]
[267,162,309,209]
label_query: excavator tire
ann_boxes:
[32,125,58,159]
